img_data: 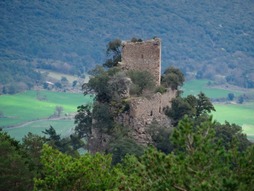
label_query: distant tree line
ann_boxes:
[0,63,43,94]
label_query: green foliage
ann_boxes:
[214,121,251,152]
[166,92,215,125]
[161,66,185,90]
[42,126,60,142]
[103,39,122,68]
[83,66,112,103]
[165,97,193,125]
[0,131,34,191]
[79,65,132,143]
[42,125,80,155]
[42,126,61,146]
[34,144,120,191]
[196,92,216,116]
[0,63,43,94]
[93,103,114,132]
[108,136,144,165]
[155,85,167,94]
[170,117,235,190]
[227,93,235,101]
[21,133,47,179]
[128,70,155,95]
[14,117,250,190]
[238,95,244,104]
[54,105,63,117]
[74,104,93,138]
[148,122,173,154]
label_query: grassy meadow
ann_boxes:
[182,80,254,141]
[4,119,76,141]
[0,90,93,140]
[182,80,243,98]
[212,104,254,141]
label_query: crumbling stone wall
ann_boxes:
[121,38,161,86]
[116,90,177,145]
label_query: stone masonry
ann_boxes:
[117,38,176,145]
[116,90,176,145]
[120,38,161,86]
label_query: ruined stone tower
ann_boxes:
[115,38,176,145]
[120,38,161,86]
[89,38,176,152]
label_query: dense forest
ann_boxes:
[1,0,254,93]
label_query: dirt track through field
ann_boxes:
[5,117,70,129]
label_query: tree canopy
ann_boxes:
[34,116,254,191]
[161,66,185,90]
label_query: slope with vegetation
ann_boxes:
[1,0,254,93]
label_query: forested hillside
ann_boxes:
[1,0,254,90]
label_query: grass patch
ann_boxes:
[212,103,254,125]
[242,124,254,142]
[212,102,254,141]
[0,90,93,127]
[3,119,76,142]
[182,80,242,98]
[183,80,254,140]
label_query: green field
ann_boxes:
[183,80,254,140]
[0,90,93,126]
[212,104,254,141]
[4,119,76,141]
[0,90,93,140]
[182,80,242,98]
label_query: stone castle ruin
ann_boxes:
[89,38,176,152]
[120,38,161,86]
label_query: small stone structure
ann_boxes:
[120,38,161,86]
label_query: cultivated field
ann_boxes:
[0,90,93,140]
[182,80,254,141]
[182,80,243,98]
[5,119,76,141]
[212,104,254,141]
